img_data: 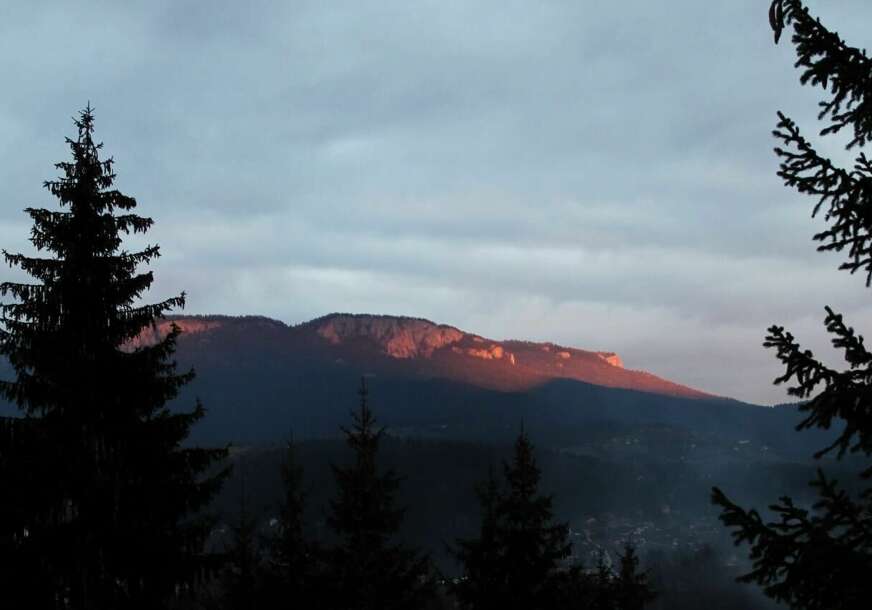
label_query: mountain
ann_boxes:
[104,312,828,462]
[137,312,711,399]
[2,312,826,459]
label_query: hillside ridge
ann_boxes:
[131,312,713,400]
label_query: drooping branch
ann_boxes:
[771,0,872,148]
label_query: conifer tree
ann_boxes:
[496,430,572,609]
[712,3,872,609]
[611,544,656,610]
[261,439,318,607]
[224,473,260,610]
[592,556,618,610]
[323,378,434,610]
[0,107,227,609]
[454,431,572,610]
[451,466,503,610]
[550,545,655,610]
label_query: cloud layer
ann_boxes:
[2,0,872,404]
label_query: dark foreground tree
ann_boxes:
[611,544,656,610]
[0,107,227,609]
[553,554,618,610]
[455,433,654,610]
[495,430,572,609]
[713,3,872,609]
[454,431,572,610]
[260,439,319,608]
[323,378,434,610]
[451,467,503,610]
[222,473,261,610]
[0,415,58,609]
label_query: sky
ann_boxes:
[2,0,872,405]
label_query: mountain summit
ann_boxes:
[312,314,465,359]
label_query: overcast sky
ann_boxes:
[2,0,872,404]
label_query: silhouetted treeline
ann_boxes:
[195,423,816,609]
[181,388,658,610]
[205,434,852,572]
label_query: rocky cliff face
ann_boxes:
[126,315,286,349]
[310,314,626,371]
[304,314,709,398]
[126,318,223,349]
[312,313,464,358]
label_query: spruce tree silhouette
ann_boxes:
[224,473,260,610]
[612,544,656,610]
[451,466,503,610]
[712,3,872,609]
[496,430,572,609]
[323,378,434,610]
[0,106,227,609]
[454,430,572,610]
[261,438,319,608]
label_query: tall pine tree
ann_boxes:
[0,107,227,609]
[261,439,319,608]
[223,472,260,610]
[454,430,572,610]
[323,378,433,610]
[451,466,503,610]
[712,3,872,609]
[611,544,656,610]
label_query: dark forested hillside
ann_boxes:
[213,435,800,608]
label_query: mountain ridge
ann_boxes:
[5,311,812,453]
[136,312,713,400]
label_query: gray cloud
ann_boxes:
[2,0,872,404]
